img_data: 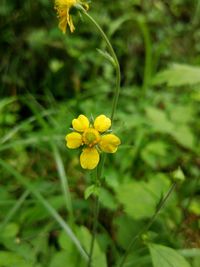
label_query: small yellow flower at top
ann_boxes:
[54,0,89,34]
[65,115,121,170]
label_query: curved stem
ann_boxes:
[79,7,121,122]
[77,7,121,267]
[118,182,177,267]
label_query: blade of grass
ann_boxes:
[51,143,74,224]
[0,135,63,151]
[0,159,89,262]
[0,110,55,144]
[24,96,75,225]
[0,190,29,230]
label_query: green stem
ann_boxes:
[77,7,121,266]
[118,182,177,267]
[87,191,100,267]
[79,7,121,122]
[87,155,106,267]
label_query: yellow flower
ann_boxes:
[54,0,89,34]
[65,114,121,170]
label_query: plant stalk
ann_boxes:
[79,7,121,122]
[118,182,177,267]
[77,7,121,267]
[87,154,106,267]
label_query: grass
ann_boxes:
[0,1,200,267]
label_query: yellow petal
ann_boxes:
[72,115,90,132]
[55,0,77,8]
[65,132,82,149]
[99,134,121,153]
[54,0,76,34]
[68,15,75,32]
[58,16,68,34]
[80,147,100,169]
[94,115,111,133]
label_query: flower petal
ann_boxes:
[55,0,89,33]
[72,115,90,132]
[65,132,82,149]
[80,147,100,169]
[94,115,111,133]
[58,15,68,34]
[99,134,121,153]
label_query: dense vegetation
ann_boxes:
[0,0,200,266]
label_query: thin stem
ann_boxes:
[118,182,177,267]
[77,7,121,266]
[87,155,106,267]
[79,7,121,122]
[87,191,100,267]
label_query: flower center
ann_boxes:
[83,128,100,147]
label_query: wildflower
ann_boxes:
[54,0,89,34]
[65,115,121,169]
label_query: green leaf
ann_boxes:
[84,184,99,200]
[145,107,174,134]
[145,106,196,150]
[149,243,191,267]
[99,188,118,210]
[116,175,170,220]
[141,141,173,169]
[188,199,200,215]
[114,215,143,249]
[49,252,72,267]
[171,125,195,150]
[96,49,115,66]
[153,63,200,87]
[169,105,194,124]
[0,252,32,267]
[78,226,107,267]
[117,182,155,219]
[49,251,84,267]
[1,223,19,239]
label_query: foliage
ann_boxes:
[0,0,200,267]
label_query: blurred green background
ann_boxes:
[0,0,200,266]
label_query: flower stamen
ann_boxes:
[83,128,100,147]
